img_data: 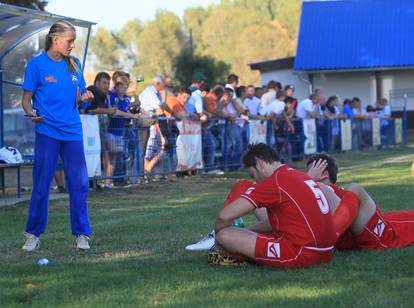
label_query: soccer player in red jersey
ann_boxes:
[306,153,414,250]
[212,143,337,268]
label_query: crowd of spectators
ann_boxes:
[77,71,395,189]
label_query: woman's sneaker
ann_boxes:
[22,232,40,252]
[75,235,91,250]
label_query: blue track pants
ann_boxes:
[25,133,92,237]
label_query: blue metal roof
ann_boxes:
[294,0,414,71]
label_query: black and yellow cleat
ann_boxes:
[207,251,247,267]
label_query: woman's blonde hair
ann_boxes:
[45,20,80,73]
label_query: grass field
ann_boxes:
[1,146,414,307]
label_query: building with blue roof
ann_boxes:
[250,0,414,125]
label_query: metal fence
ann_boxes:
[88,115,406,186]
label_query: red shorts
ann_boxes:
[354,209,414,250]
[254,233,333,269]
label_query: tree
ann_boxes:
[235,20,293,84]
[174,48,230,86]
[2,0,48,10]
[116,19,143,75]
[89,27,122,71]
[136,11,185,78]
[183,7,212,52]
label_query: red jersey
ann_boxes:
[241,165,336,248]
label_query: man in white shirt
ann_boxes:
[138,75,166,180]
[243,85,261,115]
[297,94,320,119]
[260,80,281,109]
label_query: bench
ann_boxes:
[0,162,32,199]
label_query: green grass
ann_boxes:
[1,145,414,307]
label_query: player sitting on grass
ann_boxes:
[208,143,337,268]
[306,153,414,250]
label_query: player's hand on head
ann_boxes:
[81,90,94,102]
[307,159,328,182]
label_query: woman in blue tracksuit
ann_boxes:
[21,20,94,251]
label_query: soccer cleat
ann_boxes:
[75,235,91,250]
[22,232,40,252]
[185,230,215,251]
[207,251,247,267]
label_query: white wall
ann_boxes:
[312,71,375,107]
[260,69,311,101]
[384,70,414,111]
[312,70,414,111]
[258,68,414,110]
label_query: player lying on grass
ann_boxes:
[306,153,414,250]
[208,143,337,268]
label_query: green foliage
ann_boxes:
[174,48,231,86]
[1,146,414,306]
[88,0,302,85]
[90,27,122,71]
[2,0,48,10]
[135,11,185,78]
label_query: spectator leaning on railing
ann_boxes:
[202,85,225,174]
[285,84,298,111]
[220,87,243,169]
[225,74,239,99]
[138,75,166,177]
[260,80,281,109]
[104,77,140,188]
[243,85,261,116]
[297,94,320,120]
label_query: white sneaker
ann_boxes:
[22,232,39,252]
[75,235,91,250]
[185,230,215,251]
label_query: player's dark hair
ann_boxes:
[94,72,111,84]
[242,143,280,168]
[306,152,338,184]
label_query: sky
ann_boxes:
[46,0,221,30]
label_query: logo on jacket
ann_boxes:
[45,75,57,83]
[267,242,281,258]
[71,75,78,84]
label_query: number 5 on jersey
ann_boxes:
[304,180,330,214]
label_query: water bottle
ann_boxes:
[233,217,245,228]
[136,76,144,83]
